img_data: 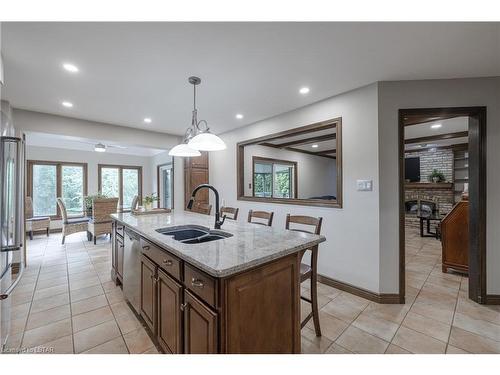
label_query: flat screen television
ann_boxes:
[405,157,420,182]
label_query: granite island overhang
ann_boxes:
[110,210,325,354]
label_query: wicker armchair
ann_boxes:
[56,198,89,244]
[25,196,51,240]
[88,198,119,244]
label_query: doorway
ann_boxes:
[157,161,174,209]
[398,107,487,304]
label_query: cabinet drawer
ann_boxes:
[115,222,124,238]
[184,264,216,307]
[140,238,181,280]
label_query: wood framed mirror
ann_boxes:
[237,118,342,208]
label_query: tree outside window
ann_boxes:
[253,158,296,199]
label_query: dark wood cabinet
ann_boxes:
[113,218,303,354]
[157,268,183,354]
[140,255,157,333]
[183,290,217,354]
[441,200,469,274]
[115,236,124,282]
[184,152,209,210]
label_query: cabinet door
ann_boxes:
[116,237,124,279]
[187,152,209,169]
[140,255,156,333]
[157,269,183,353]
[190,169,209,202]
[183,290,217,354]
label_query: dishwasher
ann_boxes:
[123,229,142,315]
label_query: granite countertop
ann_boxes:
[111,210,325,278]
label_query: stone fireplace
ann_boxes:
[405,183,453,229]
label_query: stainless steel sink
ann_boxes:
[156,225,233,244]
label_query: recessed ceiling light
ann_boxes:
[235,114,244,120]
[94,143,106,153]
[61,101,73,108]
[431,123,442,129]
[143,118,152,124]
[311,144,319,148]
[299,87,310,95]
[62,63,79,73]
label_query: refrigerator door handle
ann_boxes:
[0,261,24,300]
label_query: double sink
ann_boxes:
[156,225,233,244]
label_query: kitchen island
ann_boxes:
[110,211,325,354]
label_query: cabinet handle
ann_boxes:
[180,303,188,311]
[142,245,150,251]
[191,278,204,288]
[162,259,173,266]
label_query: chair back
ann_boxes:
[92,198,119,223]
[220,206,239,220]
[56,198,68,223]
[190,202,212,215]
[285,214,323,235]
[25,196,34,219]
[131,195,139,211]
[247,210,274,227]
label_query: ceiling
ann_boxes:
[261,123,336,158]
[405,116,468,151]
[26,131,166,156]
[2,22,499,136]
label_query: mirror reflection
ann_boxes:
[238,118,342,207]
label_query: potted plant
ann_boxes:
[428,169,446,183]
[143,193,159,211]
[84,193,108,216]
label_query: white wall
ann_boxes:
[13,109,181,150]
[243,144,337,199]
[26,145,154,228]
[211,83,382,293]
[378,77,500,295]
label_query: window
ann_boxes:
[28,161,87,218]
[252,157,297,199]
[98,165,142,211]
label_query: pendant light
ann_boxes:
[168,126,201,157]
[169,76,226,156]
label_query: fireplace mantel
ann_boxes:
[405,182,453,190]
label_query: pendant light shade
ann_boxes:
[168,76,226,156]
[188,132,226,151]
[168,143,201,157]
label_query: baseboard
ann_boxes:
[318,274,403,304]
[486,295,500,305]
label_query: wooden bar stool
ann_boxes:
[285,214,323,336]
[220,206,239,220]
[247,209,274,226]
[189,201,212,215]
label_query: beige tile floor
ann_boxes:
[300,228,500,354]
[3,232,159,354]
[3,228,500,354]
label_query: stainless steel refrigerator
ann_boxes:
[0,101,25,352]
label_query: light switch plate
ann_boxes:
[357,179,373,191]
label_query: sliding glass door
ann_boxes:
[28,161,87,218]
[98,165,142,211]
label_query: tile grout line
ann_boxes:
[64,240,77,354]
[386,240,439,353]
[444,278,462,353]
[17,242,45,353]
